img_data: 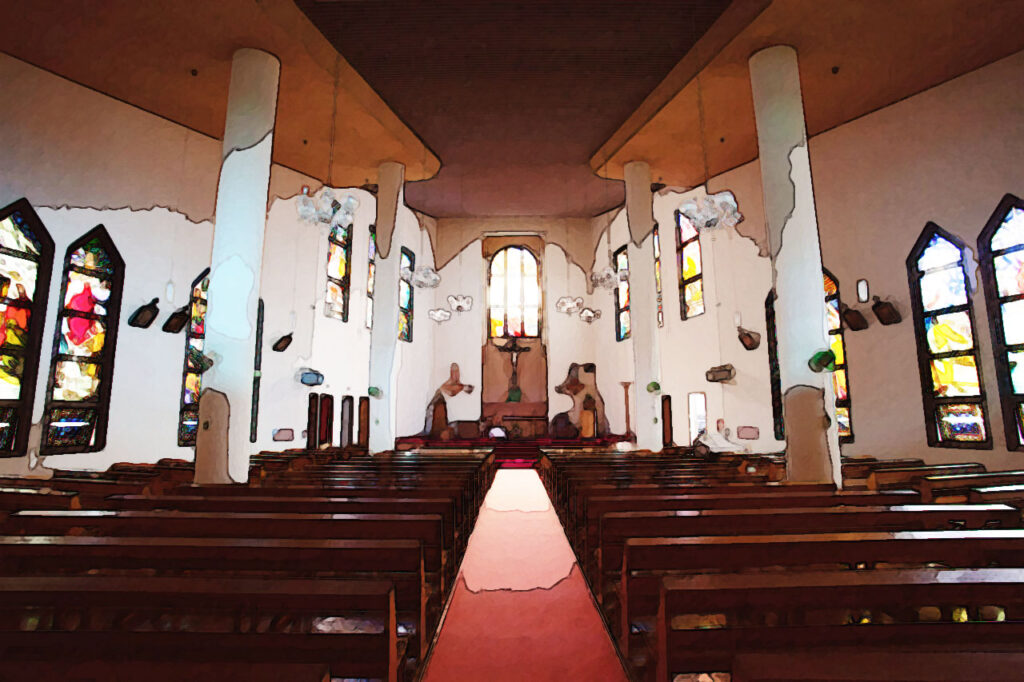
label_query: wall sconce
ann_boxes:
[808,349,836,373]
[368,386,383,398]
[161,305,189,333]
[872,296,902,325]
[272,334,293,352]
[128,298,160,328]
[840,303,869,331]
[856,279,870,303]
[298,368,324,386]
[737,326,761,350]
[706,364,735,382]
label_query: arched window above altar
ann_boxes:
[489,246,540,338]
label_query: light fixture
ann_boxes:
[161,305,189,333]
[448,295,473,312]
[680,191,743,232]
[272,334,293,352]
[872,296,902,325]
[737,326,761,350]
[428,308,452,323]
[590,267,617,290]
[128,298,160,328]
[841,303,869,331]
[579,307,602,323]
[556,296,583,315]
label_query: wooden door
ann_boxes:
[306,393,319,450]
[340,395,354,447]
[661,395,674,447]
[357,396,370,448]
[318,394,334,448]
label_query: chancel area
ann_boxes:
[2,1,1024,680]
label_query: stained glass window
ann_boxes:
[765,290,784,440]
[398,247,414,343]
[177,269,209,446]
[653,226,664,328]
[42,226,124,453]
[365,224,376,330]
[675,210,704,319]
[613,245,630,341]
[908,223,989,447]
[324,215,353,321]
[979,194,1024,449]
[823,270,854,443]
[488,246,541,338]
[0,200,54,457]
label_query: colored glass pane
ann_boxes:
[829,333,845,366]
[367,262,375,297]
[46,408,97,448]
[924,311,974,354]
[1008,350,1024,394]
[0,406,18,451]
[400,251,413,271]
[994,250,1024,297]
[619,310,631,339]
[917,234,962,271]
[179,410,199,442]
[826,298,840,332]
[59,316,105,356]
[653,229,661,259]
[186,338,205,370]
[0,254,38,302]
[365,298,374,329]
[368,230,377,261]
[617,280,630,309]
[52,360,101,401]
[684,280,704,317]
[835,406,852,438]
[678,214,698,241]
[325,280,346,320]
[0,303,29,348]
[615,250,628,272]
[832,369,849,401]
[329,223,350,243]
[681,241,702,280]
[919,266,967,312]
[327,242,349,280]
[190,298,207,335]
[0,354,23,400]
[192,278,209,301]
[936,403,986,442]
[399,280,412,310]
[524,307,539,337]
[1001,298,1024,346]
[183,373,201,405]
[654,260,662,293]
[507,308,523,337]
[0,216,40,256]
[398,311,412,341]
[991,207,1024,251]
[930,355,980,397]
[70,238,113,274]
[64,271,110,316]
[823,273,838,296]
[490,307,505,337]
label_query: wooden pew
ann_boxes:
[0,575,402,682]
[840,457,923,483]
[0,487,80,511]
[731,651,1024,682]
[0,661,331,682]
[657,567,1024,679]
[620,529,1024,661]
[920,470,1024,502]
[866,462,985,491]
[594,503,1020,601]
[971,483,1024,505]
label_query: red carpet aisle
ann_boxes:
[420,469,630,681]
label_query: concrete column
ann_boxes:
[368,167,405,453]
[749,45,839,484]
[624,163,663,451]
[198,49,280,483]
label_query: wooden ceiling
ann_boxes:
[0,0,439,185]
[593,0,1024,185]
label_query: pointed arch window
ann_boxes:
[325,216,353,321]
[365,224,376,329]
[675,210,704,319]
[488,246,540,338]
[613,245,630,341]
[398,247,414,342]
[177,269,209,446]
[42,226,125,453]
[907,224,989,447]
[0,200,54,457]
[824,270,854,442]
[765,290,784,440]
[979,194,1024,449]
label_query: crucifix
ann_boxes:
[497,336,531,402]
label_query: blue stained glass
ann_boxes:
[917,234,962,272]
[920,265,967,312]
[995,250,1024,297]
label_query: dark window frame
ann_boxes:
[365,224,376,330]
[824,269,854,444]
[906,222,992,449]
[325,217,354,322]
[613,244,630,342]
[487,245,542,340]
[176,268,210,446]
[674,210,704,320]
[398,246,414,343]
[765,289,785,441]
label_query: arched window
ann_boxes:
[0,199,54,456]
[652,225,664,328]
[365,224,376,329]
[907,224,989,447]
[824,270,854,442]
[488,246,540,338]
[764,290,784,440]
[398,247,414,342]
[325,215,353,321]
[675,210,704,319]
[177,269,209,446]
[42,226,125,453]
[979,194,1024,449]
[613,245,630,341]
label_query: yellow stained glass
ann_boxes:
[829,333,845,366]
[327,242,349,280]
[930,355,981,397]
[924,311,974,354]
[684,280,704,317]
[682,241,702,280]
[490,308,505,337]
[52,360,101,401]
[836,407,852,438]
[832,369,848,401]
[823,273,838,297]
[0,353,22,400]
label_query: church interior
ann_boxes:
[2,0,1024,680]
